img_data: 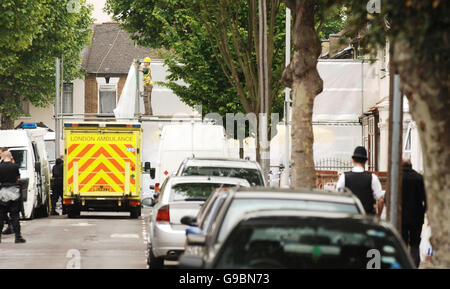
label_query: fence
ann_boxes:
[315,157,353,171]
[316,170,388,191]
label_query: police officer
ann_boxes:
[0,147,14,235]
[51,158,64,216]
[0,151,26,243]
[401,159,427,267]
[336,146,384,216]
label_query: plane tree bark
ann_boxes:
[281,0,323,188]
[393,40,450,267]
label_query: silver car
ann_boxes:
[146,175,250,268]
[176,157,266,186]
[181,187,366,261]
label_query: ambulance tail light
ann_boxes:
[155,183,160,193]
[156,205,170,223]
[129,200,141,207]
[63,199,74,205]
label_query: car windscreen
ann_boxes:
[181,166,264,186]
[45,140,55,163]
[214,219,411,269]
[10,150,27,169]
[217,199,359,243]
[171,183,238,202]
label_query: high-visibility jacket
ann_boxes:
[143,66,153,86]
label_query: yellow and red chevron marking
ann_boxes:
[67,143,137,193]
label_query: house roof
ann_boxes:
[82,23,158,74]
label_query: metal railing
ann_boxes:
[315,157,353,171]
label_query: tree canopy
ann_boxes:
[106,0,346,138]
[0,0,93,127]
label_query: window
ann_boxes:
[217,199,360,243]
[362,113,378,171]
[10,150,27,169]
[98,84,117,114]
[63,83,73,114]
[181,166,264,186]
[97,77,119,114]
[170,182,237,202]
[214,220,412,269]
[45,140,56,163]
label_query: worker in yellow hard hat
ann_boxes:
[142,57,152,86]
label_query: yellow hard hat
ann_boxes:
[144,57,152,62]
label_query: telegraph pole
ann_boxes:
[387,42,403,232]
[55,58,61,160]
[281,7,291,187]
[259,0,270,181]
[60,56,64,155]
[135,59,141,120]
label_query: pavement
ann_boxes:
[0,208,153,269]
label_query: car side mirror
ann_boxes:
[178,254,204,269]
[181,215,197,226]
[35,161,41,173]
[141,197,154,207]
[150,168,156,179]
[186,233,206,246]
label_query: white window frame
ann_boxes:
[63,83,74,114]
[97,77,119,114]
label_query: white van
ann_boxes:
[0,128,51,219]
[44,131,56,169]
[153,123,228,191]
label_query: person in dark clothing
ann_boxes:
[336,146,385,216]
[0,147,14,235]
[0,151,26,243]
[51,158,64,216]
[401,159,427,268]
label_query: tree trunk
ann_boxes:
[1,110,14,130]
[282,0,323,188]
[393,41,450,268]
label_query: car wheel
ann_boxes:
[147,245,164,269]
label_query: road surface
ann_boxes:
[0,209,155,269]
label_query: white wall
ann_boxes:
[150,60,197,116]
[15,104,55,131]
[73,77,85,116]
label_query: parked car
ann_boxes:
[144,175,250,268]
[180,210,415,269]
[180,187,366,260]
[176,157,266,186]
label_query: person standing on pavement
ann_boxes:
[0,147,14,236]
[401,159,427,268]
[51,157,64,216]
[336,146,385,216]
[0,151,26,243]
